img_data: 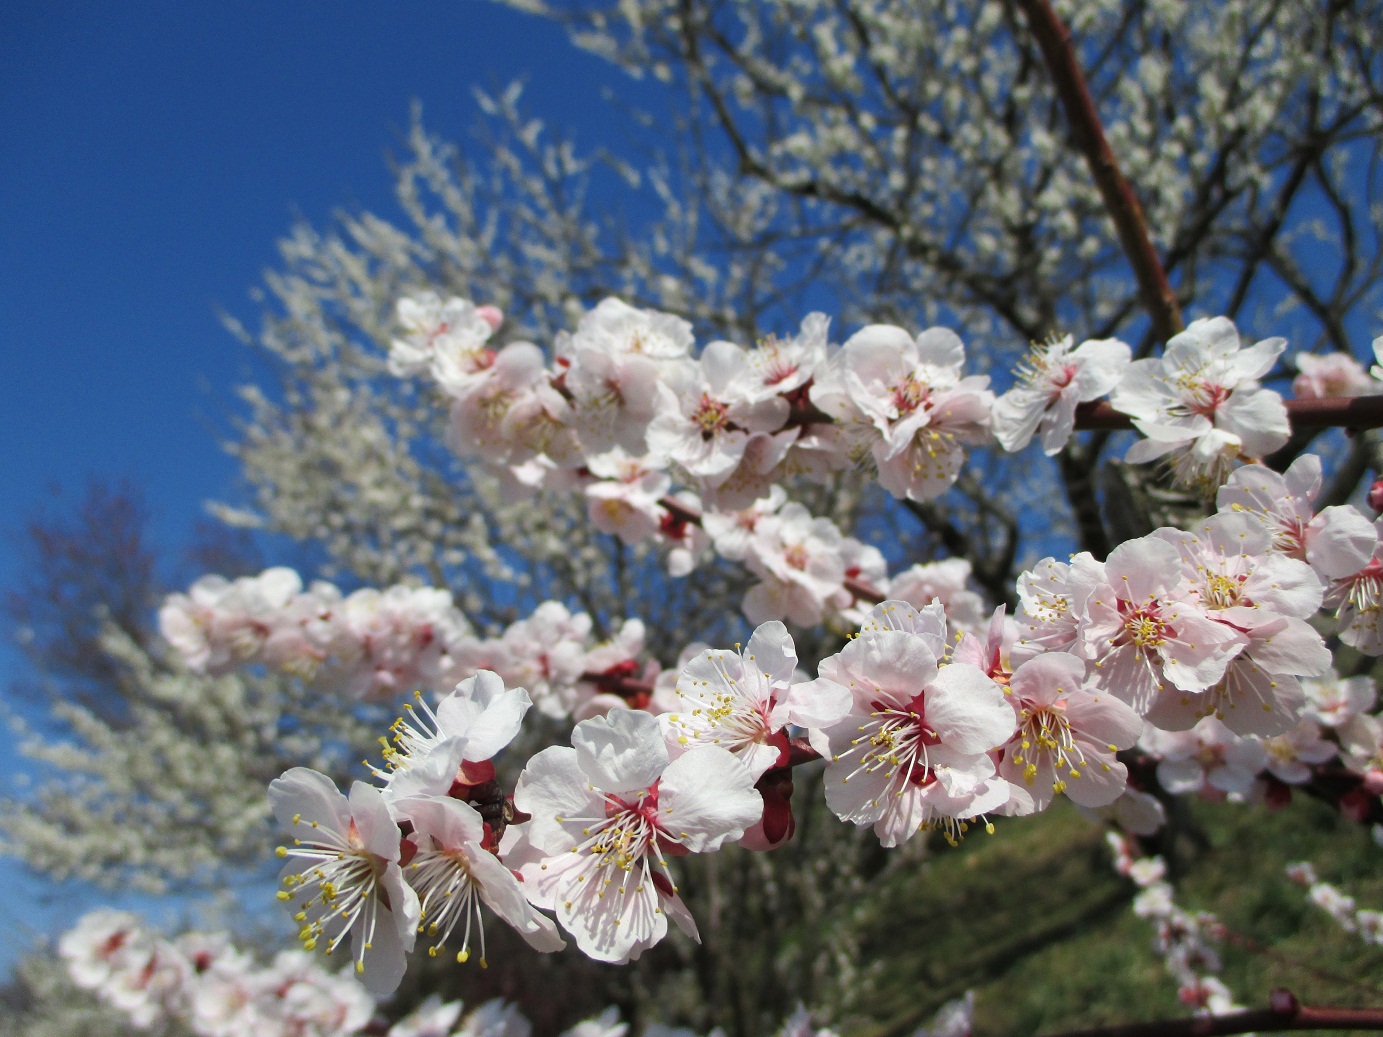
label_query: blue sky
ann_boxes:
[0,0,649,974]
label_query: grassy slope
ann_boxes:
[834,795,1383,1037]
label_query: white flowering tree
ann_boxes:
[7,1,1383,1036]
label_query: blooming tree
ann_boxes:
[6,1,1383,1036]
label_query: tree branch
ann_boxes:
[1014,0,1184,345]
[1038,989,1383,1037]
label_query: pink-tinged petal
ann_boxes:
[858,600,950,658]
[1307,506,1377,579]
[385,736,468,802]
[347,782,403,862]
[356,873,417,995]
[1065,693,1143,749]
[1063,751,1128,808]
[1158,610,1246,691]
[992,388,1047,453]
[925,664,1015,754]
[1105,536,1181,602]
[1070,338,1132,399]
[1092,643,1162,713]
[1008,652,1086,705]
[743,621,797,681]
[1228,336,1287,382]
[1240,555,1322,618]
[1142,688,1205,732]
[514,746,607,855]
[701,340,749,395]
[1220,389,1290,455]
[468,849,566,953]
[395,795,486,851]
[823,749,890,827]
[572,708,669,795]
[557,867,667,964]
[660,889,701,944]
[269,767,351,834]
[1157,758,1205,795]
[914,327,967,371]
[782,677,853,730]
[1038,390,1081,455]
[835,629,937,703]
[659,747,762,852]
[1218,666,1302,737]
[1245,615,1330,677]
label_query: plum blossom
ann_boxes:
[447,342,579,481]
[1215,453,1375,582]
[646,340,792,505]
[396,795,563,965]
[159,567,304,674]
[816,601,1016,846]
[390,292,499,394]
[992,334,1130,454]
[1140,717,1267,800]
[1323,518,1383,655]
[1111,316,1290,491]
[1075,536,1246,713]
[373,670,530,802]
[740,502,851,627]
[887,557,988,635]
[511,708,760,962]
[665,621,850,780]
[1143,513,1328,736]
[811,324,993,502]
[583,449,672,543]
[1261,721,1336,784]
[1293,351,1380,400]
[1301,671,1377,727]
[269,769,420,994]
[997,652,1142,810]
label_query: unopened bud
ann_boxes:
[1368,476,1383,513]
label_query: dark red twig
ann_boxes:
[1014,0,1184,345]
[1039,990,1383,1037]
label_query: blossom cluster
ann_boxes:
[60,908,374,1036]
[1285,861,1383,945]
[1109,837,1242,1016]
[158,553,1004,710]
[159,569,660,717]
[57,901,974,1037]
[396,294,1373,540]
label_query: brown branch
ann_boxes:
[1014,0,1184,345]
[1039,989,1383,1037]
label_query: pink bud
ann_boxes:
[1368,477,1383,513]
[476,305,503,331]
[1340,787,1375,822]
[1362,769,1383,796]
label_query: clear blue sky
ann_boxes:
[0,0,648,974]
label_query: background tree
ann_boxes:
[4,1,1383,1035]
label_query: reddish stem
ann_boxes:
[1014,0,1183,345]
[1040,990,1383,1037]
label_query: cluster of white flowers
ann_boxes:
[160,571,674,719]
[148,288,1383,1007]
[1285,861,1383,946]
[159,568,475,700]
[401,295,1365,561]
[60,909,374,1036]
[1109,838,1242,1016]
